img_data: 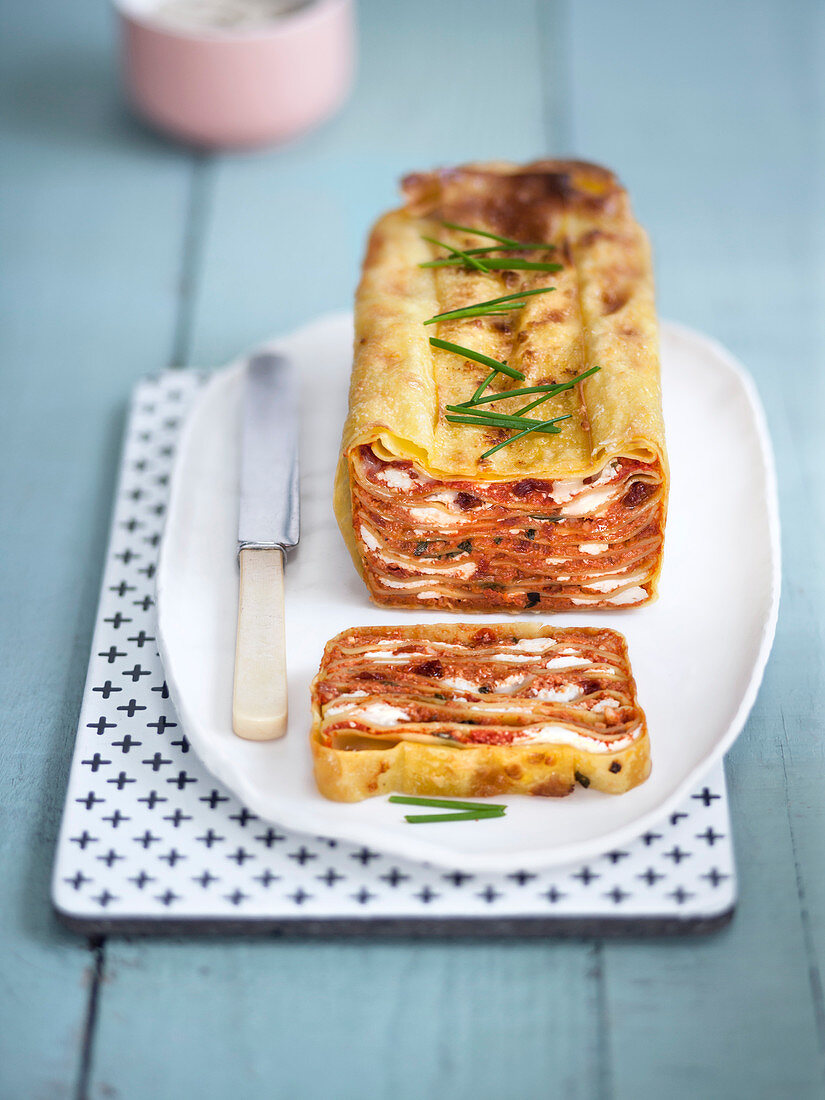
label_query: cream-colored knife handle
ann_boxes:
[233,547,287,741]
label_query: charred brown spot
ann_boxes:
[530,777,574,797]
[356,671,388,682]
[505,764,523,779]
[525,592,541,607]
[609,761,622,773]
[455,491,482,511]
[512,478,553,498]
[578,228,609,248]
[601,286,631,315]
[471,628,497,647]
[622,481,656,508]
[413,659,443,678]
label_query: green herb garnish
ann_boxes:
[423,286,555,326]
[429,337,525,381]
[389,795,506,811]
[451,367,600,409]
[471,369,498,403]
[479,414,573,461]
[420,235,491,275]
[445,410,571,432]
[404,809,506,823]
[421,257,563,273]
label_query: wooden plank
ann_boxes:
[90,2,602,1098]
[94,940,600,1100]
[0,1,197,1095]
[563,0,825,1094]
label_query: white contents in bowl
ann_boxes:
[151,0,312,31]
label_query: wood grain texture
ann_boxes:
[565,0,825,1096]
[0,2,199,1095]
[0,0,822,1097]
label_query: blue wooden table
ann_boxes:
[1,1,823,1096]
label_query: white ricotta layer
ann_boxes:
[579,541,609,555]
[533,684,583,703]
[375,467,417,491]
[512,723,641,753]
[544,655,591,669]
[330,702,413,728]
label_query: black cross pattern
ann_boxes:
[138,790,167,808]
[572,867,599,886]
[134,831,161,849]
[118,699,146,718]
[351,847,381,866]
[288,847,316,866]
[605,886,631,904]
[99,647,126,664]
[112,734,141,753]
[478,885,501,903]
[693,788,721,807]
[92,681,122,699]
[443,870,474,887]
[663,846,691,865]
[82,754,111,772]
[638,868,665,886]
[194,871,219,888]
[508,871,537,886]
[143,753,172,771]
[228,847,255,866]
[255,870,279,888]
[319,868,346,887]
[87,716,117,736]
[197,829,225,848]
[163,810,192,828]
[159,848,185,867]
[147,715,176,734]
[381,868,409,887]
[65,871,91,890]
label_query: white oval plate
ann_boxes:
[157,312,780,872]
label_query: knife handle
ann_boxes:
[232,548,288,741]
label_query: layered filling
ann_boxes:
[313,625,645,756]
[350,446,665,611]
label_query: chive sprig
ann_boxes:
[419,221,599,458]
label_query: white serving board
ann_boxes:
[52,367,736,931]
[154,313,779,872]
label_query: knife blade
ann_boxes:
[232,351,300,741]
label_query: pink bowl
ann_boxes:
[114,0,355,149]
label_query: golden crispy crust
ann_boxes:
[311,730,651,802]
[310,623,651,802]
[334,160,668,610]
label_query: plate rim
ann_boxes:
[157,313,781,871]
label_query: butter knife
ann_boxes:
[232,351,300,740]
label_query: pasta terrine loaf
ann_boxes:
[334,160,668,611]
[311,624,650,801]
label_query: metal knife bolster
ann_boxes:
[237,352,300,553]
